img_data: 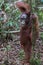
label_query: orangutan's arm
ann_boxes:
[32,14,39,40]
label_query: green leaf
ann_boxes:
[6,45,11,51]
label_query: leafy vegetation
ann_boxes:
[30,57,41,65]
[19,49,25,60]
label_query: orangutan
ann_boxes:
[16,2,39,65]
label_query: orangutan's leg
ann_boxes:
[24,43,32,62]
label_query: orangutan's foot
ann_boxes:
[21,59,30,65]
[22,62,30,65]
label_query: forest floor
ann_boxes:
[0,35,24,65]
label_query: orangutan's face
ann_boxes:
[20,13,27,26]
[20,11,31,27]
